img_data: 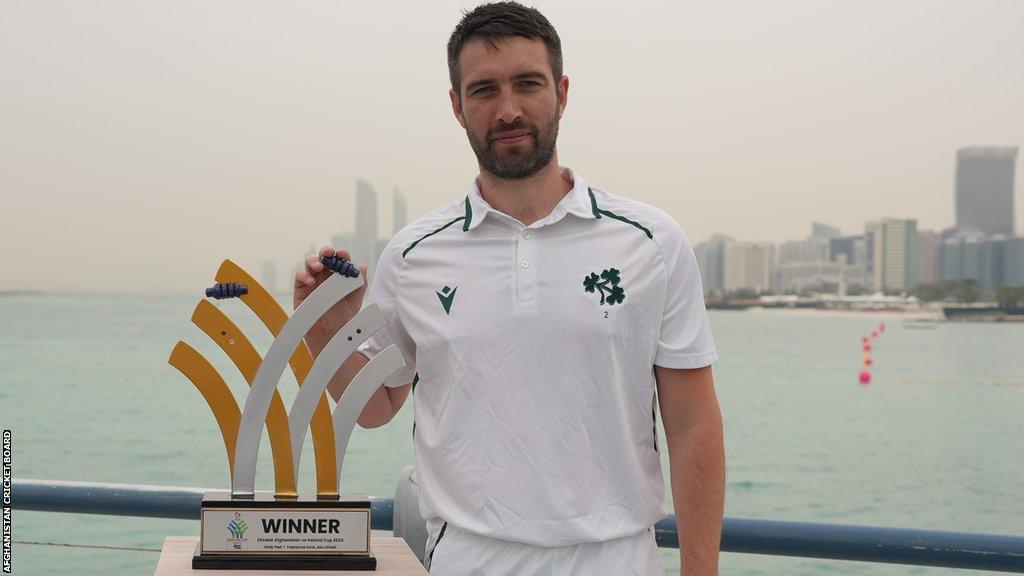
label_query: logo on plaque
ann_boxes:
[227,512,248,547]
[168,258,406,570]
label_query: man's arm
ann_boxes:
[655,364,724,576]
[295,246,411,429]
[305,337,411,429]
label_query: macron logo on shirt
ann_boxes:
[436,285,457,315]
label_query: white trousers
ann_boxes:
[424,519,667,576]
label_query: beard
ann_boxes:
[466,110,560,180]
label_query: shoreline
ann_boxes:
[716,306,1024,323]
[716,306,944,321]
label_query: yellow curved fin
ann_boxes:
[192,300,297,498]
[168,342,241,483]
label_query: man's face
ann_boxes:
[450,36,568,180]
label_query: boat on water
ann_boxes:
[943,305,1024,322]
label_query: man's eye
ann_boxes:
[473,86,494,95]
[519,81,540,88]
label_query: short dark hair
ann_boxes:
[447,2,563,94]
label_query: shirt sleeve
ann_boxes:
[654,219,718,369]
[356,237,417,387]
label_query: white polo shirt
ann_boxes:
[357,167,716,548]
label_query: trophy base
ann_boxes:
[194,491,375,571]
[192,540,377,570]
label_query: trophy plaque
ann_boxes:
[168,257,407,570]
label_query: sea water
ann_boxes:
[1,295,1022,575]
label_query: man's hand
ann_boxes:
[655,364,724,576]
[293,246,368,352]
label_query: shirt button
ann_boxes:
[522,229,532,239]
[520,259,530,269]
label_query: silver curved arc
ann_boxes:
[287,305,385,478]
[231,273,363,498]
[332,345,406,486]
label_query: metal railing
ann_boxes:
[12,478,1024,572]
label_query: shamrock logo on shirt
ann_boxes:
[583,268,625,306]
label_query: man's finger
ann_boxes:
[305,254,323,273]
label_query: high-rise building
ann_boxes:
[354,179,379,275]
[694,234,731,295]
[393,187,408,235]
[723,242,776,294]
[865,219,918,292]
[328,181,415,280]
[916,230,940,285]
[864,222,883,290]
[881,219,918,291]
[829,235,864,266]
[940,231,1006,292]
[1005,238,1024,287]
[984,238,1007,291]
[940,231,984,284]
[955,146,1018,236]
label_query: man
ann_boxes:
[294,3,724,574]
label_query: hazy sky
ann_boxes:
[2,0,1022,294]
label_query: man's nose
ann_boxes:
[496,91,522,124]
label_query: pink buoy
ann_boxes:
[864,358,873,366]
[863,344,872,352]
[859,371,871,384]
[879,322,886,332]
[871,331,879,338]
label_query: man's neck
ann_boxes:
[476,158,573,227]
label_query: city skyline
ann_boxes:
[696,146,1022,296]
[3,1,1024,294]
[4,143,1020,296]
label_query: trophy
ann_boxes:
[168,257,406,570]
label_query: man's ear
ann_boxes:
[450,88,467,129]
[557,75,570,119]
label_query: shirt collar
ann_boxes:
[463,167,597,231]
